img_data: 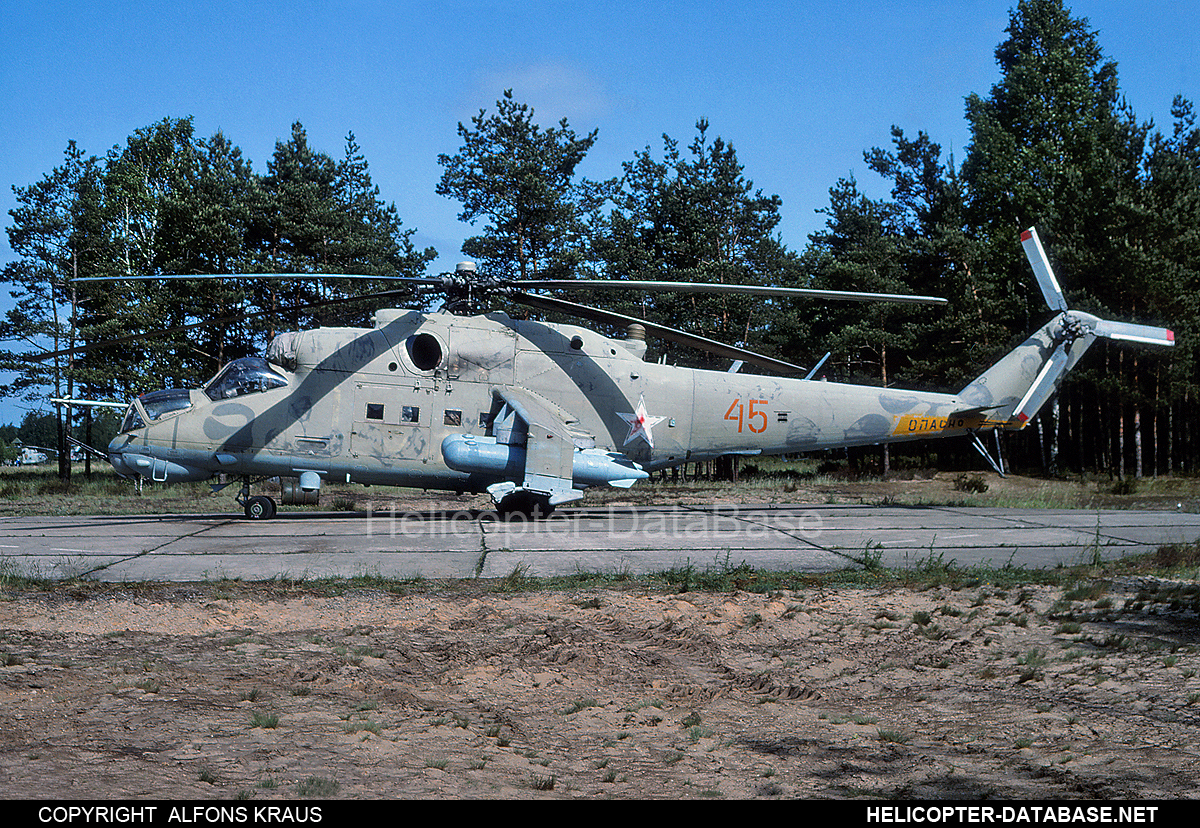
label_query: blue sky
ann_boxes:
[2,0,1198,424]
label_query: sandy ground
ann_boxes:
[2,572,1199,800]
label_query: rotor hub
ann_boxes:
[1057,312,1089,344]
[439,261,499,313]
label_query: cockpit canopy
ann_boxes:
[116,358,289,435]
[141,388,193,419]
[120,387,193,433]
[204,357,289,401]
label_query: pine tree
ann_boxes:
[437,90,611,282]
[958,0,1164,473]
[1,141,106,477]
[1142,97,1200,473]
[4,118,438,439]
[598,119,794,368]
[804,177,916,387]
[864,127,996,387]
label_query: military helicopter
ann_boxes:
[55,227,1173,519]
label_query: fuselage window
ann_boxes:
[366,403,385,421]
[443,409,462,427]
[401,405,420,424]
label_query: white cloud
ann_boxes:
[476,61,611,125]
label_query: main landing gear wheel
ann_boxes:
[497,491,555,521]
[244,495,277,520]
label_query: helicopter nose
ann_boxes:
[106,440,211,483]
[107,440,134,476]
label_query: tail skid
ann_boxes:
[958,228,1174,429]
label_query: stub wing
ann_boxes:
[441,385,647,507]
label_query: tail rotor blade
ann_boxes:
[1093,319,1175,347]
[1021,227,1068,312]
[1012,343,1070,425]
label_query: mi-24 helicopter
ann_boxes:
[58,227,1173,519]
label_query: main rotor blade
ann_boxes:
[511,292,809,376]
[28,289,418,363]
[75,272,949,306]
[51,397,128,409]
[513,279,948,305]
[73,273,448,287]
[66,435,110,462]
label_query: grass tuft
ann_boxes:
[528,773,556,791]
[249,711,279,729]
[563,698,599,715]
[296,776,339,798]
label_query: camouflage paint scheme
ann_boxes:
[104,229,1173,516]
[106,309,1059,499]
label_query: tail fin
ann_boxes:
[958,228,1173,428]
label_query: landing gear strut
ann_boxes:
[234,477,277,520]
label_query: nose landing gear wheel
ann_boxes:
[244,495,277,520]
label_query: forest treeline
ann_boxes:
[3,0,1197,479]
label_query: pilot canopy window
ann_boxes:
[204,357,288,401]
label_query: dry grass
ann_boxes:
[2,461,1199,519]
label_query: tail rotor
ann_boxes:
[1007,227,1174,427]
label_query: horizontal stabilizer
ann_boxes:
[949,404,1001,418]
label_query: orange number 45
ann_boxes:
[724,399,768,433]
